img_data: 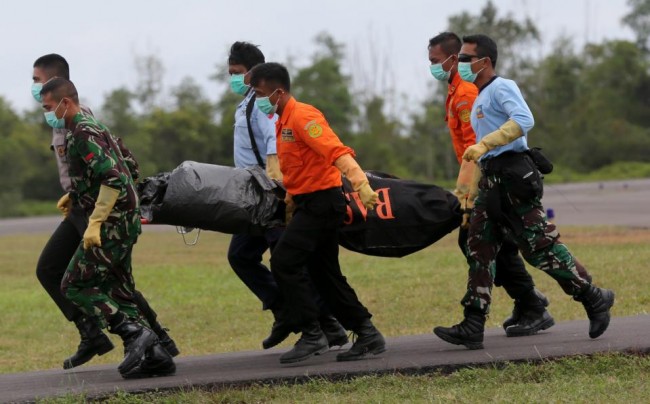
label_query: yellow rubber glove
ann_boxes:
[334,154,378,210]
[284,193,295,224]
[57,193,72,218]
[83,185,120,250]
[453,160,476,210]
[265,154,283,181]
[461,165,483,229]
[463,119,523,162]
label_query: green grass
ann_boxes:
[545,162,650,184]
[2,226,649,401]
[0,198,59,218]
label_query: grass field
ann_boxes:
[2,225,649,402]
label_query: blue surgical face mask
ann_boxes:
[429,55,453,81]
[31,82,43,102]
[458,58,485,83]
[44,99,67,129]
[255,89,279,115]
[230,73,249,95]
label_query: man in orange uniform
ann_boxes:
[428,32,554,336]
[250,62,386,364]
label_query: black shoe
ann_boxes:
[336,319,385,362]
[109,319,157,375]
[121,342,176,379]
[319,315,349,348]
[263,319,293,349]
[505,309,555,337]
[279,323,328,364]
[574,285,615,339]
[433,309,485,350]
[152,325,179,357]
[63,317,115,369]
[502,289,550,330]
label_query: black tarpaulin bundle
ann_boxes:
[138,161,284,235]
[138,162,462,257]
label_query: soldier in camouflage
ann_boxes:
[31,54,178,372]
[40,77,175,378]
[434,34,615,350]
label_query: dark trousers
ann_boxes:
[270,188,371,331]
[36,211,86,322]
[458,227,534,300]
[228,228,284,310]
[36,208,160,328]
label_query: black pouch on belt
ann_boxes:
[527,147,553,174]
[485,152,543,201]
[502,154,544,201]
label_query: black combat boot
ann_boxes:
[336,319,386,362]
[63,316,115,369]
[319,314,349,347]
[502,288,550,330]
[433,308,486,350]
[121,342,176,379]
[109,316,157,375]
[262,307,293,349]
[279,322,328,364]
[574,285,615,338]
[150,323,179,357]
[505,289,555,337]
[132,291,179,357]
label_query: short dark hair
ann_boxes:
[228,42,265,70]
[249,62,291,92]
[40,77,79,104]
[462,34,498,68]
[428,32,462,56]
[33,54,70,80]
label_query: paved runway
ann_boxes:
[1,315,648,403]
[541,178,650,227]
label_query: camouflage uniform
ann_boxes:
[462,154,590,313]
[60,112,143,329]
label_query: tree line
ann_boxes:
[1,1,649,217]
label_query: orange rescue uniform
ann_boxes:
[446,71,478,163]
[276,97,354,196]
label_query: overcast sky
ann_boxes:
[2,0,634,115]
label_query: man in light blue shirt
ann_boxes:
[434,34,614,350]
[225,42,347,350]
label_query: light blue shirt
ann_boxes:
[233,91,277,168]
[470,76,534,161]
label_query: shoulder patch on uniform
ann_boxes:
[281,128,295,142]
[304,120,323,138]
[456,100,469,108]
[56,145,66,157]
[476,105,484,119]
[459,109,471,123]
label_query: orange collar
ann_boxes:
[448,71,462,95]
[280,96,297,125]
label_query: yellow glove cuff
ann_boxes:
[265,154,283,181]
[479,119,523,151]
[89,185,120,224]
[334,154,367,191]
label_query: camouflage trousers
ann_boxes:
[61,226,142,329]
[461,171,591,313]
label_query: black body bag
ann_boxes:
[138,165,462,257]
[138,161,284,235]
[339,171,462,257]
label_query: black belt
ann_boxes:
[480,151,527,174]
